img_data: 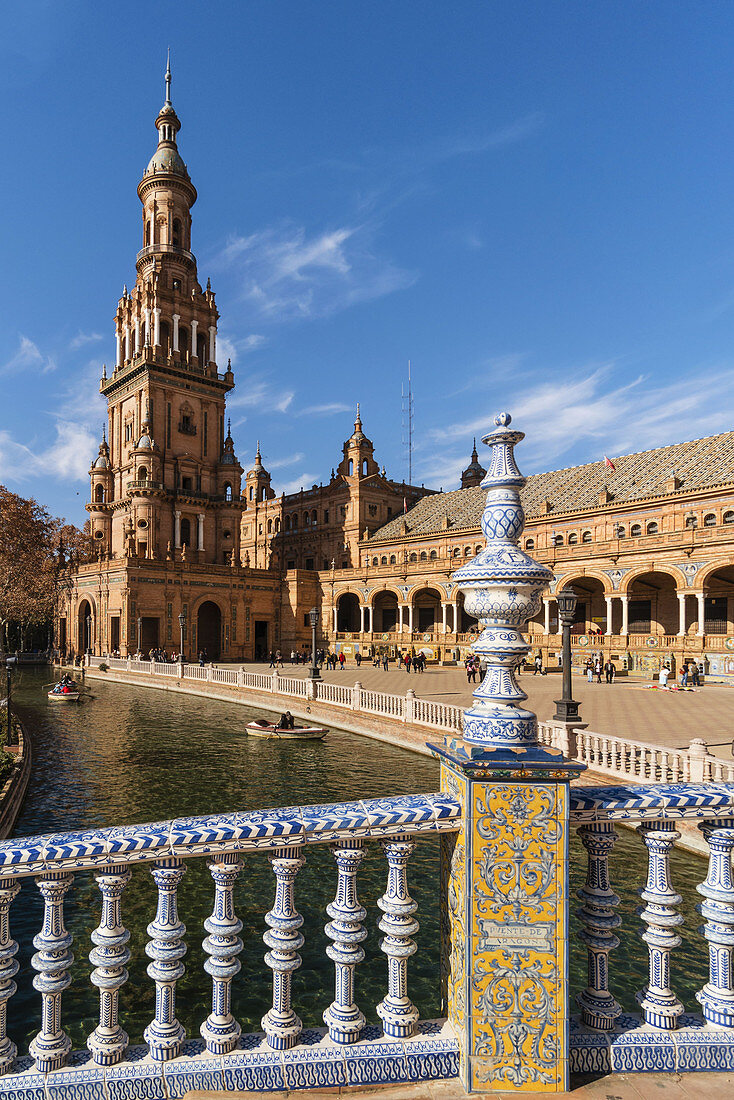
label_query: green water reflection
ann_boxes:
[9,667,709,1053]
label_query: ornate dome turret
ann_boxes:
[220,419,238,466]
[460,438,487,489]
[134,421,159,452]
[142,53,190,182]
[247,441,267,477]
[93,436,111,470]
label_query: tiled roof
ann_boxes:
[369,431,734,541]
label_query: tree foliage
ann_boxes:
[0,486,90,652]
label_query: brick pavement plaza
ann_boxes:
[232,659,734,760]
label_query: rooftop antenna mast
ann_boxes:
[401,360,414,486]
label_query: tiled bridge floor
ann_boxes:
[186,1069,734,1098]
[230,661,734,760]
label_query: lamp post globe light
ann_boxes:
[85,614,92,656]
[308,607,321,680]
[178,611,187,664]
[554,587,580,722]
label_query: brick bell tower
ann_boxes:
[90,56,240,566]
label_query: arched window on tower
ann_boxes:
[197,333,208,365]
[180,518,191,547]
[172,219,182,248]
[145,220,151,246]
[224,483,233,502]
[94,484,104,503]
[285,514,291,531]
[348,459,354,476]
[362,459,368,476]
[249,486,253,501]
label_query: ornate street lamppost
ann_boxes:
[178,611,187,665]
[554,587,580,722]
[86,615,92,656]
[308,607,321,680]
[137,617,142,655]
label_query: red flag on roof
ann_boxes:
[603,455,616,471]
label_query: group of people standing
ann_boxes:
[585,656,617,684]
[465,654,487,683]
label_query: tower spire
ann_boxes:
[165,48,172,107]
[355,402,362,430]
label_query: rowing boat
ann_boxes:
[245,720,327,740]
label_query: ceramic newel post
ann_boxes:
[452,411,552,749]
[430,413,583,1095]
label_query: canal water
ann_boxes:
[9,667,710,1053]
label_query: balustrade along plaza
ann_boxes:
[6,413,734,1095]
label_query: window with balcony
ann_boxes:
[568,533,578,545]
[646,521,658,535]
[631,524,642,537]
[704,513,717,527]
[381,556,387,564]
[525,539,534,550]
[582,531,592,543]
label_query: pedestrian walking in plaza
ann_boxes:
[338,652,345,669]
[586,659,593,683]
[681,663,688,688]
[659,664,671,689]
[595,658,602,684]
[268,651,275,667]
[534,654,542,675]
[604,659,615,684]
[382,653,389,671]
[290,650,296,664]
[466,657,477,684]
[404,653,411,673]
[690,661,701,687]
[356,651,362,667]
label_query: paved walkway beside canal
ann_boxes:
[227,660,734,759]
[188,1069,734,1098]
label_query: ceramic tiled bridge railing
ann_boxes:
[0,786,733,1094]
[88,656,734,784]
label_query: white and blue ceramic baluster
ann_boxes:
[376,837,419,1038]
[144,859,187,1061]
[323,840,367,1044]
[201,852,244,1054]
[451,413,553,748]
[88,866,132,1065]
[29,871,74,1071]
[697,820,734,1026]
[576,823,622,1030]
[636,822,684,1029]
[262,845,305,1049]
[0,877,20,1074]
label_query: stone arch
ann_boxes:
[336,592,360,632]
[624,570,681,635]
[372,590,399,632]
[556,576,608,635]
[76,596,96,653]
[196,599,223,660]
[557,570,613,596]
[620,564,687,594]
[370,583,404,604]
[411,586,443,632]
[698,563,734,635]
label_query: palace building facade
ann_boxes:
[60,74,734,680]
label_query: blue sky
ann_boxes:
[3,1,734,526]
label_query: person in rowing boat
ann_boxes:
[276,711,295,730]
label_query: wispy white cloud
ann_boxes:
[296,402,351,417]
[228,379,294,414]
[266,452,305,469]
[212,221,416,323]
[0,359,105,484]
[278,472,320,495]
[69,331,103,351]
[216,332,266,367]
[0,334,56,375]
[421,361,734,487]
